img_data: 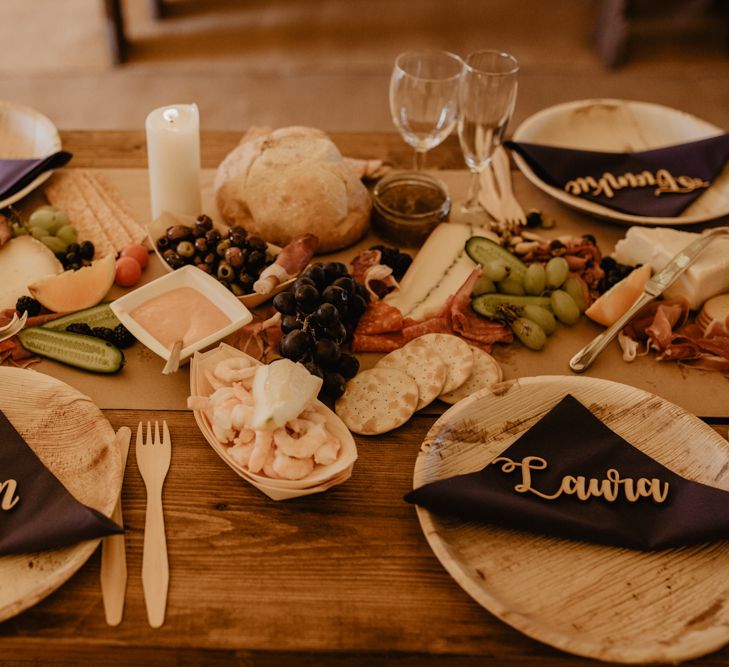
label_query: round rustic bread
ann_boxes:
[214,126,371,252]
[335,367,418,435]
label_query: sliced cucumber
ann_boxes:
[471,293,552,320]
[18,328,124,374]
[465,237,527,280]
[42,303,121,332]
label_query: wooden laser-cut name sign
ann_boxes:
[0,479,20,510]
[493,455,669,504]
[564,169,709,200]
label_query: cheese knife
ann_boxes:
[100,426,131,626]
[569,226,729,373]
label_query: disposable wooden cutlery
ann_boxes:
[136,421,171,628]
[100,426,131,626]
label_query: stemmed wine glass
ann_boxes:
[457,50,519,214]
[390,50,463,171]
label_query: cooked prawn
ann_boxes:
[214,357,256,384]
[314,439,340,465]
[272,450,315,480]
[228,441,253,467]
[248,429,273,473]
[272,421,327,459]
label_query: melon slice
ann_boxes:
[0,236,63,310]
[28,254,116,313]
[585,264,652,327]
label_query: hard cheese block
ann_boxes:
[614,226,729,309]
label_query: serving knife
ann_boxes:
[100,426,131,626]
[569,226,729,373]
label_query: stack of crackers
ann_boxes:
[335,333,503,435]
[45,170,147,258]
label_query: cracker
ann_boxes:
[72,172,132,250]
[45,174,115,257]
[87,171,147,246]
[411,334,474,395]
[376,342,446,410]
[335,367,418,435]
[439,347,503,404]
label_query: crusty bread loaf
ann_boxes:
[214,126,371,252]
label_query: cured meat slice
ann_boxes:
[402,317,452,341]
[352,331,406,353]
[449,269,512,347]
[355,300,404,335]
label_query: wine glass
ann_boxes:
[457,50,519,214]
[390,50,463,171]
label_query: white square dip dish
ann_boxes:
[110,264,253,364]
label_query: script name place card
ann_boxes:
[493,455,669,504]
[0,478,20,510]
[564,169,709,200]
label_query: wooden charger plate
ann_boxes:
[413,375,729,664]
[0,367,121,621]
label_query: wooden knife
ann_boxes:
[100,426,131,626]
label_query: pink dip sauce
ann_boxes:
[130,286,231,350]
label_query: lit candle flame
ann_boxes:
[162,108,179,124]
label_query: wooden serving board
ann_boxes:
[413,375,729,663]
[17,168,729,417]
[0,367,121,621]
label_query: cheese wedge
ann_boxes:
[384,222,499,321]
[613,227,729,310]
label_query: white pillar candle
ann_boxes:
[145,103,202,220]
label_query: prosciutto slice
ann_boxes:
[620,299,729,376]
[351,268,511,352]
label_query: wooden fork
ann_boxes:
[136,421,171,628]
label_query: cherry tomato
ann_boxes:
[120,243,150,269]
[115,256,142,287]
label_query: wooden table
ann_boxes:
[2,131,728,666]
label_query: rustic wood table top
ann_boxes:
[2,131,728,666]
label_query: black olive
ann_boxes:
[166,224,192,242]
[247,236,267,252]
[217,261,235,281]
[205,229,221,246]
[225,246,244,268]
[195,214,214,231]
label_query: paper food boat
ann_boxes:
[190,343,357,500]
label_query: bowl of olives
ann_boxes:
[146,211,297,308]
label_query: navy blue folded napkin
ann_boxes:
[405,394,729,550]
[0,151,72,201]
[505,133,729,217]
[0,409,121,555]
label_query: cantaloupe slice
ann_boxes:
[28,254,116,313]
[585,264,652,327]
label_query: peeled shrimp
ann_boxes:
[314,439,340,465]
[214,357,256,384]
[233,427,255,446]
[262,448,280,479]
[272,450,315,480]
[228,441,253,467]
[231,403,254,430]
[272,421,327,459]
[248,429,273,473]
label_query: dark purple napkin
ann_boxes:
[0,151,72,201]
[505,134,729,217]
[405,394,729,550]
[0,409,121,555]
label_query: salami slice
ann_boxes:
[355,300,404,335]
[352,331,406,353]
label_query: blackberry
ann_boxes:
[112,324,135,349]
[66,323,93,336]
[15,296,41,317]
[92,327,116,343]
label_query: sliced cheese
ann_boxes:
[384,222,498,321]
[613,226,729,310]
[0,236,63,310]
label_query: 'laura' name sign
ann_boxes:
[0,479,20,510]
[564,169,709,200]
[493,455,669,504]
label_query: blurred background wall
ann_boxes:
[0,0,727,131]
